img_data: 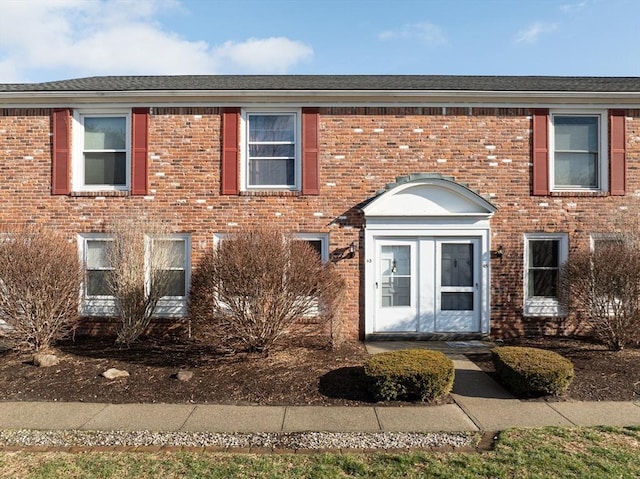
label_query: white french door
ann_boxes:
[375,240,419,332]
[374,237,481,333]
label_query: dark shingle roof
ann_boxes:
[2,75,640,93]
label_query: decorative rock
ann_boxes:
[33,353,59,367]
[0,429,477,450]
[176,370,194,382]
[102,368,130,379]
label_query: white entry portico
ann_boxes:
[363,176,496,337]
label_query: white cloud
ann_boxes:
[213,38,313,74]
[0,0,313,82]
[559,1,589,13]
[514,22,559,44]
[378,22,448,46]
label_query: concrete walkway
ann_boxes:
[0,341,639,434]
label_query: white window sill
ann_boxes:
[524,298,566,317]
[70,190,130,198]
[81,298,187,318]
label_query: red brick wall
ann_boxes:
[2,106,639,340]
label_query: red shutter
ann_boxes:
[609,109,626,196]
[301,108,320,195]
[532,109,550,195]
[131,108,149,196]
[221,108,240,195]
[51,108,71,195]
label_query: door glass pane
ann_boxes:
[441,292,474,311]
[441,244,473,287]
[381,245,411,307]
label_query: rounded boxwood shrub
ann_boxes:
[363,349,454,401]
[491,346,574,396]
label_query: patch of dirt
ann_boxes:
[1,334,635,405]
[0,332,448,406]
[0,334,372,405]
[467,337,640,401]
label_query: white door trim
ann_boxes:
[362,177,496,337]
[369,234,486,334]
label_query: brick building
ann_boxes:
[1,75,639,340]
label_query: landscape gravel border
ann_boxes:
[0,429,482,453]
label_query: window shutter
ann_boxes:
[532,109,550,195]
[301,108,320,195]
[221,108,240,195]
[609,109,626,196]
[52,108,71,195]
[131,108,149,196]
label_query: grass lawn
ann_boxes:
[1,426,639,479]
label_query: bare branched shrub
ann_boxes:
[106,217,176,346]
[0,226,81,351]
[563,223,640,350]
[190,226,345,353]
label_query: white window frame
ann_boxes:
[78,233,190,318]
[523,232,568,317]
[240,109,301,191]
[213,232,328,318]
[590,232,623,251]
[295,233,329,263]
[78,233,116,316]
[72,109,131,192]
[590,233,625,317]
[214,232,328,262]
[549,110,608,192]
[149,234,191,318]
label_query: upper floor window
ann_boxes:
[242,110,300,190]
[72,110,131,192]
[551,112,606,191]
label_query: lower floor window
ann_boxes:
[85,238,113,297]
[150,237,188,297]
[295,233,329,263]
[524,233,568,316]
[79,233,190,317]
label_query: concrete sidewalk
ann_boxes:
[0,342,639,434]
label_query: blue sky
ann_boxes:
[1,0,638,83]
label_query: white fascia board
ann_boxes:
[2,89,640,108]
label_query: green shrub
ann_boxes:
[491,346,574,396]
[363,349,454,401]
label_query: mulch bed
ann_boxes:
[468,337,640,402]
[0,334,638,405]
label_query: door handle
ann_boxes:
[375,282,379,289]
